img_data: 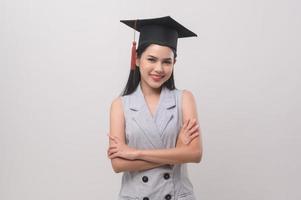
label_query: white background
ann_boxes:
[1,0,300,199]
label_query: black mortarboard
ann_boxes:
[120,16,197,70]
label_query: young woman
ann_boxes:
[107,16,203,200]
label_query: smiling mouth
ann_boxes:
[150,74,164,78]
[150,74,164,81]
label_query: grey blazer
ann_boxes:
[119,83,196,200]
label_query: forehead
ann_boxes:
[143,44,174,58]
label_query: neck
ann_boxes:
[140,81,162,97]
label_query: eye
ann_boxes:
[148,58,156,62]
[164,61,172,64]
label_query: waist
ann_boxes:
[119,164,194,199]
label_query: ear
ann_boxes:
[136,57,140,67]
[173,58,177,65]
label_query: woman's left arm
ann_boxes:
[109,90,203,165]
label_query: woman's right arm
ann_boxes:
[108,97,165,173]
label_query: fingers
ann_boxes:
[108,145,117,150]
[185,131,200,145]
[107,147,118,157]
[107,134,115,140]
[187,124,199,136]
[186,118,197,131]
[182,118,198,136]
[108,148,118,155]
[108,151,118,159]
[183,118,197,130]
[188,131,199,142]
[107,143,118,154]
[182,118,194,130]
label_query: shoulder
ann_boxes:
[181,89,196,104]
[110,96,124,115]
[111,96,122,108]
[181,89,198,119]
[109,96,126,143]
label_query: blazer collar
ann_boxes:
[129,83,176,111]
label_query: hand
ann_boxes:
[107,134,138,160]
[176,118,200,147]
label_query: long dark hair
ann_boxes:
[120,43,178,96]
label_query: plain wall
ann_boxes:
[1,0,300,199]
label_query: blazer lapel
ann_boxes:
[155,86,176,137]
[129,84,165,149]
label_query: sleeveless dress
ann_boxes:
[119,83,196,200]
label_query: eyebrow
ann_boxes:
[147,55,172,60]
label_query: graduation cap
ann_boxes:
[120,16,197,70]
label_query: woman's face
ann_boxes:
[136,44,176,89]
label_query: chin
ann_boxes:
[147,80,164,89]
[150,83,163,89]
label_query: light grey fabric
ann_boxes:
[119,83,196,200]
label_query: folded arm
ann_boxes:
[108,90,203,167]
[110,158,165,173]
[136,145,201,165]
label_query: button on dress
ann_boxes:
[119,83,196,200]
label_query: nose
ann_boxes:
[154,62,164,73]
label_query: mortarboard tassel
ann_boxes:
[130,41,137,70]
[130,19,137,70]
